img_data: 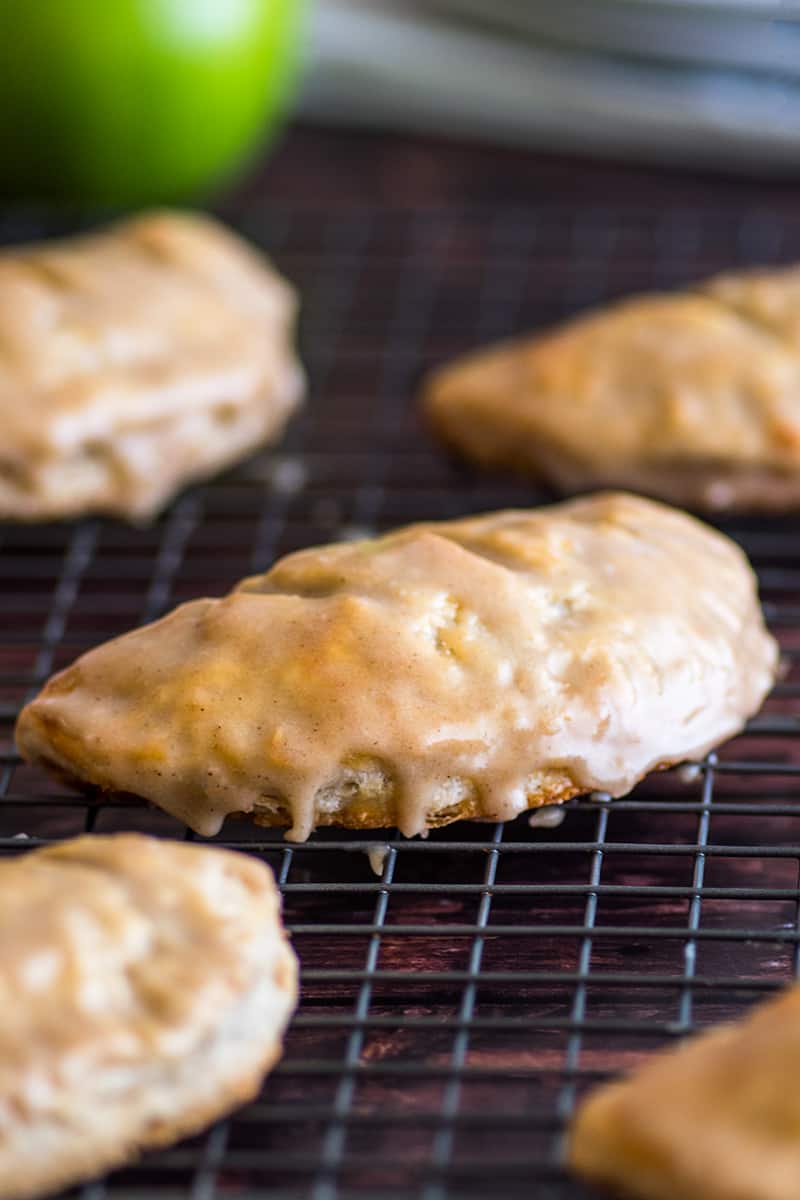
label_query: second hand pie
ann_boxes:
[423,262,800,513]
[0,210,303,522]
[15,493,777,841]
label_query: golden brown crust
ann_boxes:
[424,267,800,513]
[0,211,303,522]
[0,834,297,1200]
[16,494,777,842]
[569,983,800,1200]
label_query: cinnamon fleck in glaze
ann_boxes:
[16,493,777,841]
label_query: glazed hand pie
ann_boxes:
[16,493,776,841]
[424,263,800,512]
[569,983,800,1200]
[0,833,297,1200]
[0,211,303,521]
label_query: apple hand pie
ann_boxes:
[0,210,303,521]
[569,982,800,1200]
[0,834,297,1200]
[15,493,777,841]
[424,262,800,512]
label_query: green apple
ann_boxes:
[0,0,306,205]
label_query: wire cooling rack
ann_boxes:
[2,203,800,1200]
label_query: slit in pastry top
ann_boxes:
[15,493,778,840]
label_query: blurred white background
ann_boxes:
[302,0,800,171]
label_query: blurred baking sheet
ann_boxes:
[303,0,800,172]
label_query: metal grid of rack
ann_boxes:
[2,203,800,1199]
